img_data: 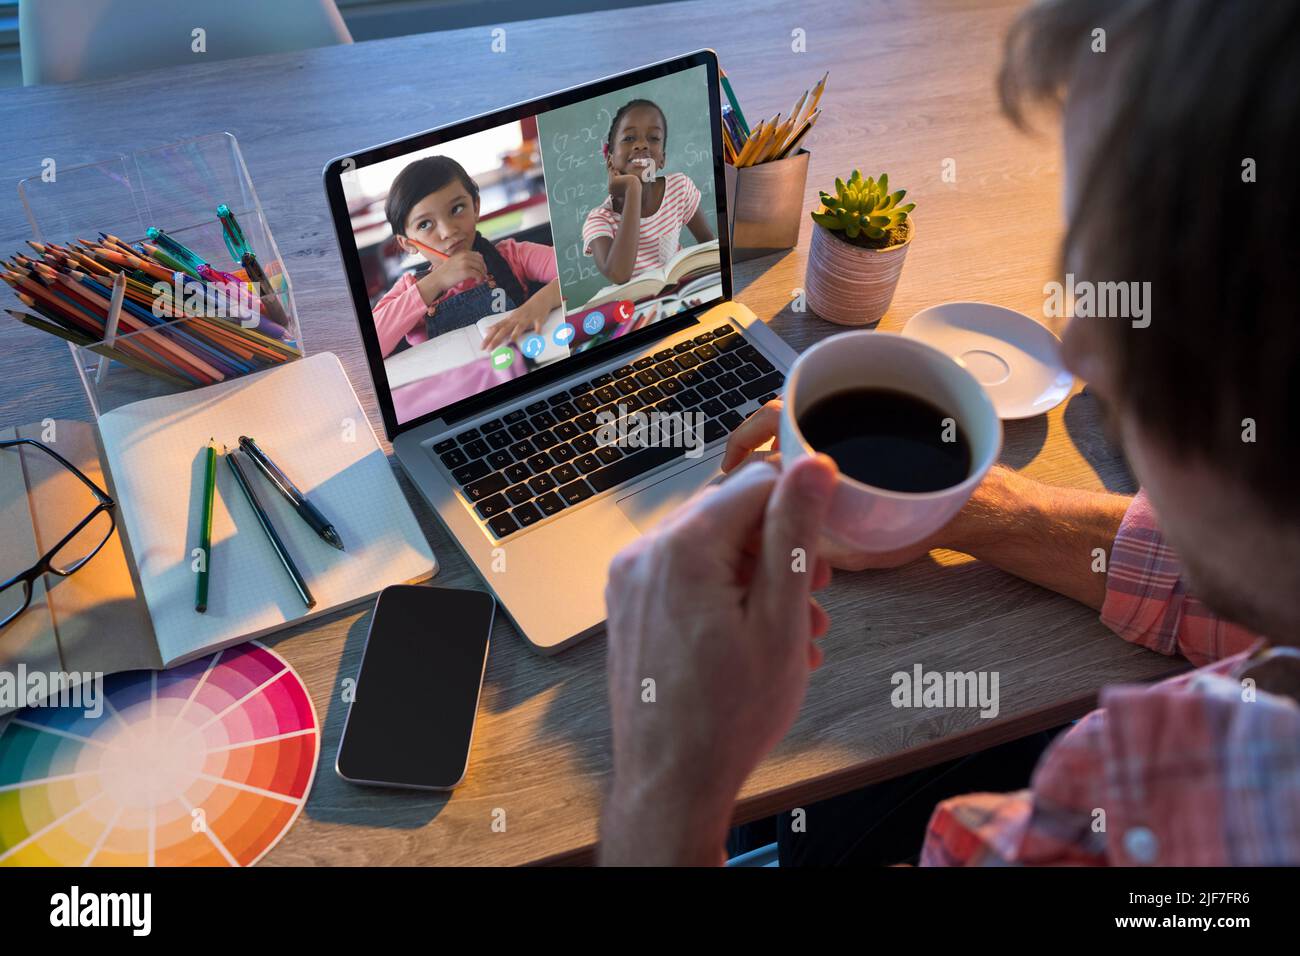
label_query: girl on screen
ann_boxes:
[582,99,715,285]
[372,156,561,357]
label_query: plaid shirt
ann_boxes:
[920,490,1300,866]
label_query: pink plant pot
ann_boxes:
[804,222,912,326]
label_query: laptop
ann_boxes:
[323,49,796,653]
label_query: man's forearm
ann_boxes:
[599,780,734,866]
[945,466,1132,611]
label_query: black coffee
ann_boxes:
[797,388,971,492]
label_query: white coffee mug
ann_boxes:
[779,331,1002,553]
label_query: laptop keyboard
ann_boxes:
[430,324,785,540]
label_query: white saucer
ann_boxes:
[901,301,1074,419]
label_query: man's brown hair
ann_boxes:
[999,0,1300,514]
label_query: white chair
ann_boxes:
[20,0,352,86]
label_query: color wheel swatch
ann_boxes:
[0,642,319,866]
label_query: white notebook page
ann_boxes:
[97,352,436,666]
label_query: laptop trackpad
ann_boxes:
[615,452,725,533]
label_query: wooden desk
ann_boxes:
[0,0,1183,866]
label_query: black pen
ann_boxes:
[238,435,345,551]
[226,445,316,609]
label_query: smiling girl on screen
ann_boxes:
[372,156,561,358]
[582,99,715,285]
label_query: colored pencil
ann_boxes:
[12,265,208,385]
[5,221,302,394]
[402,235,451,260]
[4,309,191,386]
[81,245,171,283]
[720,68,828,167]
[47,267,229,381]
[719,67,751,139]
[7,308,190,385]
[195,437,216,613]
[141,241,200,279]
[721,106,747,151]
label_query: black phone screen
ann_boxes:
[336,585,495,789]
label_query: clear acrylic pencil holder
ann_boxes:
[16,132,304,417]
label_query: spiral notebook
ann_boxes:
[87,351,437,668]
[0,354,435,714]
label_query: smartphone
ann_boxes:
[336,585,495,790]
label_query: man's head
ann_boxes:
[1000,0,1300,637]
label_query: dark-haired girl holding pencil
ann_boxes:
[372,156,560,357]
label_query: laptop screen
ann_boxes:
[325,52,728,437]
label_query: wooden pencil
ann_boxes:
[734,119,766,167]
[83,244,174,283]
[720,122,738,164]
[42,267,224,383]
[779,90,809,153]
[775,109,820,160]
[759,115,796,163]
[60,269,231,380]
[9,229,300,388]
[739,119,778,167]
[9,289,196,384]
[5,309,191,386]
[799,71,829,127]
[3,270,105,337]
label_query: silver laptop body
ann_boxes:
[325,51,795,652]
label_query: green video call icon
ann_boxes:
[491,346,514,369]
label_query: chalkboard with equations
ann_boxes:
[536,65,718,311]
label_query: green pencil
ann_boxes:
[719,67,751,139]
[195,437,216,613]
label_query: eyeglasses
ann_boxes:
[1,439,117,629]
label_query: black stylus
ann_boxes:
[238,435,345,551]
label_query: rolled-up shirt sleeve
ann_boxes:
[1099,490,1259,667]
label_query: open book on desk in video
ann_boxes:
[0,353,435,712]
[581,239,722,310]
[382,305,570,389]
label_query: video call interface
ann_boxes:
[341,64,723,425]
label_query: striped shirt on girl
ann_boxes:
[582,172,701,275]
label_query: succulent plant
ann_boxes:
[811,170,915,247]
